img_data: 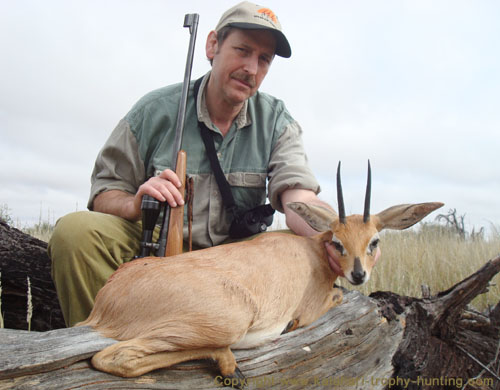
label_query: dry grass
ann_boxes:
[337,223,500,311]
[26,277,33,331]
[23,222,53,243]
[1,203,54,243]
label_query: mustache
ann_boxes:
[231,72,256,88]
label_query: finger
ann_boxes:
[137,179,171,204]
[138,176,184,207]
[159,169,182,188]
[140,186,168,203]
[324,242,344,277]
[149,180,185,207]
[325,245,340,264]
[156,184,184,207]
[374,247,381,264]
[158,179,185,205]
[324,242,336,257]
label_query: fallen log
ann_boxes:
[0,290,403,390]
[375,254,500,389]
[0,220,65,330]
[1,222,499,389]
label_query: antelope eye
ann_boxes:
[369,238,380,253]
[332,241,345,255]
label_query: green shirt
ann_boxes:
[89,72,319,247]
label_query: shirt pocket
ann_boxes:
[227,172,268,211]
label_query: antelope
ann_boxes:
[79,161,443,385]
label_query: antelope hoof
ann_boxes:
[332,287,343,306]
[281,318,299,334]
[221,366,246,389]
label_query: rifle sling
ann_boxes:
[194,77,238,218]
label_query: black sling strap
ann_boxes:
[194,77,238,217]
[193,77,275,238]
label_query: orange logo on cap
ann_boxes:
[258,8,277,23]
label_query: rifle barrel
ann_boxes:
[157,13,199,257]
[171,13,199,170]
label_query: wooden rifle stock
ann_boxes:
[165,150,187,256]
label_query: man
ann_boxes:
[49,1,338,327]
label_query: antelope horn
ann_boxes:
[363,160,372,223]
[336,161,346,224]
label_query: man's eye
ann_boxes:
[260,56,271,64]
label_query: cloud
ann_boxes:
[1,0,499,235]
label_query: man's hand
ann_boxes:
[281,188,335,236]
[93,169,184,221]
[135,169,185,209]
[324,241,345,277]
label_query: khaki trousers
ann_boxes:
[48,211,164,327]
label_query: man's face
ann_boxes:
[206,28,276,106]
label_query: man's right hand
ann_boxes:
[93,169,184,221]
[134,169,185,210]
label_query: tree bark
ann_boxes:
[1,222,499,389]
[0,290,403,390]
[0,221,65,330]
[373,254,500,389]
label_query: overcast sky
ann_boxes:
[1,0,499,235]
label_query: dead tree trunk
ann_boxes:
[374,254,500,389]
[0,222,499,389]
[1,290,403,390]
[0,220,65,330]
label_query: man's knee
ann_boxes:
[48,211,96,276]
[50,211,97,249]
[48,211,127,326]
[48,210,141,269]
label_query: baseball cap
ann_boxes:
[215,1,291,58]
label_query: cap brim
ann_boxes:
[224,22,292,58]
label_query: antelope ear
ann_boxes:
[374,202,444,231]
[286,202,338,232]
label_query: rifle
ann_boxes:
[138,13,199,258]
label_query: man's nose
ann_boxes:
[243,54,259,75]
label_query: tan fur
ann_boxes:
[331,214,380,284]
[92,340,237,377]
[79,200,443,380]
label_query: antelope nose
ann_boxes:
[351,270,366,285]
[351,257,366,285]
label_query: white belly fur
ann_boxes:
[231,322,289,350]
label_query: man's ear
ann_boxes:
[206,30,218,61]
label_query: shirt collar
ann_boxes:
[197,71,252,132]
